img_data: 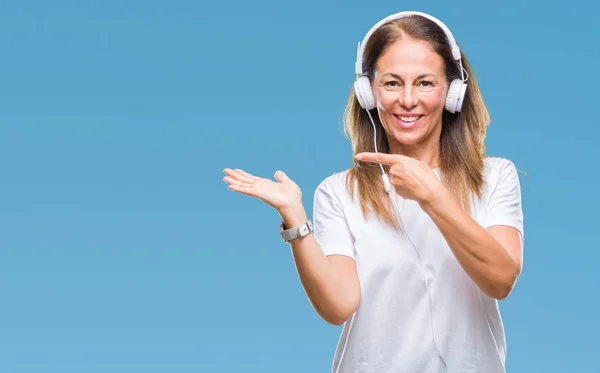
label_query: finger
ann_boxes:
[234,168,260,181]
[223,175,252,189]
[390,163,406,175]
[355,152,402,165]
[274,170,290,183]
[389,173,406,188]
[227,183,255,197]
[223,168,255,184]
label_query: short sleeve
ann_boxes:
[481,159,524,247]
[312,176,356,260]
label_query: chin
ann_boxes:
[391,133,424,146]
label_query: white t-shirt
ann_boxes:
[312,156,524,373]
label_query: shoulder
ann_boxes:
[478,156,523,210]
[315,169,352,193]
[313,169,355,207]
[482,156,521,191]
[483,156,518,176]
[477,156,525,239]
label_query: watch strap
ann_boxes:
[280,220,313,242]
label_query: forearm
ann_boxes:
[420,189,520,299]
[278,204,358,324]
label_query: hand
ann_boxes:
[354,152,447,206]
[223,168,303,213]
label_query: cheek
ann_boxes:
[420,90,446,112]
[374,90,398,111]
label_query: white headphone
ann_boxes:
[353,11,468,114]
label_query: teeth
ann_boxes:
[398,115,421,123]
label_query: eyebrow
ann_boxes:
[382,73,437,80]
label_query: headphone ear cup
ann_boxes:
[445,79,467,113]
[354,75,376,110]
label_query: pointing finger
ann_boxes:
[355,152,402,165]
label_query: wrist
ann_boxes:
[278,201,308,228]
[419,184,451,213]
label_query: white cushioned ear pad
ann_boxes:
[445,79,467,113]
[455,82,467,113]
[354,76,376,110]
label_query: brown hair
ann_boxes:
[344,15,490,229]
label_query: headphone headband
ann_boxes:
[355,11,461,76]
[352,11,468,113]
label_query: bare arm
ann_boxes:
[223,168,360,325]
[421,191,522,299]
[279,203,360,325]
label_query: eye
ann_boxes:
[384,81,400,88]
[419,80,433,87]
[382,81,403,91]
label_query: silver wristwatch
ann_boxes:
[280,219,313,242]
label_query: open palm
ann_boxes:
[223,168,302,212]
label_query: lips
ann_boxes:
[394,114,423,129]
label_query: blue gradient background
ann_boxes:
[1,1,598,372]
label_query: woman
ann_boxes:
[223,11,524,373]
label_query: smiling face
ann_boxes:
[373,37,449,162]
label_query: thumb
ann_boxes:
[274,170,290,183]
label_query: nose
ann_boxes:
[399,86,418,109]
